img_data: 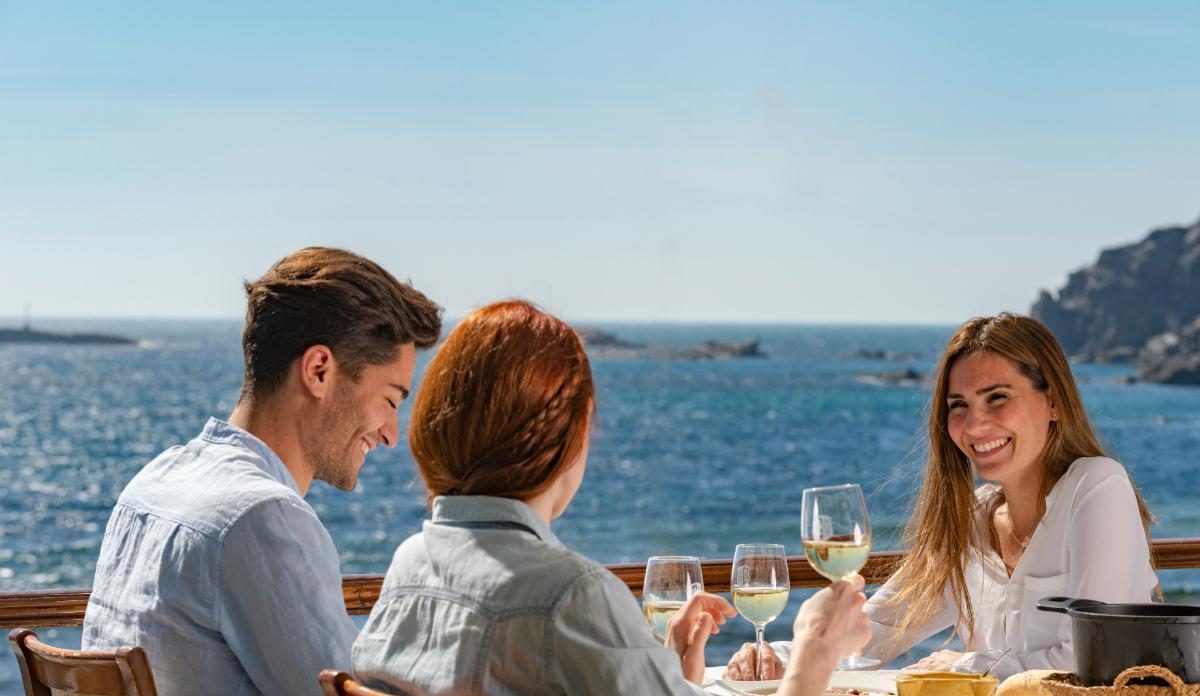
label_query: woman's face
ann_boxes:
[945,351,1056,488]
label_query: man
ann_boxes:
[83,248,442,695]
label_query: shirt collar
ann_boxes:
[430,495,564,549]
[199,417,302,496]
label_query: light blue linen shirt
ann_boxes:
[82,418,358,696]
[352,495,706,696]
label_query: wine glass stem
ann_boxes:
[755,625,767,681]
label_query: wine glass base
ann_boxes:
[836,655,881,671]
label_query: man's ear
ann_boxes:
[298,345,336,399]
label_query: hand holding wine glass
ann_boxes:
[663,591,736,684]
[800,483,879,670]
[731,544,790,681]
[642,555,703,641]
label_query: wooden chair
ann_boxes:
[319,669,453,696]
[7,628,158,696]
[319,669,396,696]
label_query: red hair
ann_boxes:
[409,300,594,501]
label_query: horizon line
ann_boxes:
[0,314,962,329]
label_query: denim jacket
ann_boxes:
[352,496,705,695]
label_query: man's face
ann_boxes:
[309,343,417,491]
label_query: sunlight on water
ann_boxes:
[2,321,1199,688]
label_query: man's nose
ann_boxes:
[380,415,400,448]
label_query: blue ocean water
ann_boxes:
[2,320,1199,691]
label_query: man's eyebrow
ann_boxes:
[390,384,410,400]
[946,383,1011,399]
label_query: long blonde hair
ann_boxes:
[884,313,1153,647]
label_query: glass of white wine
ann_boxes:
[642,555,703,642]
[801,482,879,670]
[731,544,790,681]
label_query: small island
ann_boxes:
[0,325,136,346]
[672,338,766,360]
[578,329,767,360]
[859,367,928,386]
[843,348,923,361]
[578,329,644,350]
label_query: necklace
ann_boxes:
[996,506,1033,550]
[1008,524,1032,550]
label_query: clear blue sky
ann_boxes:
[1,1,1197,323]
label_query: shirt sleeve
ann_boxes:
[552,567,707,696]
[862,569,958,664]
[991,470,1155,678]
[769,572,957,667]
[218,498,359,696]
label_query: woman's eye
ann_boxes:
[386,398,397,409]
[948,401,966,411]
[987,393,1008,405]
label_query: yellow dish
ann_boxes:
[896,672,999,696]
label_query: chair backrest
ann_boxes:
[8,628,158,696]
[318,669,397,696]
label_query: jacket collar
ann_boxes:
[431,495,564,548]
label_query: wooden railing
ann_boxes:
[3,538,1199,630]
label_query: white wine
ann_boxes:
[803,539,871,581]
[642,600,684,640]
[732,586,789,626]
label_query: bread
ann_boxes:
[998,670,1073,696]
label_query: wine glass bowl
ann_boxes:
[731,544,790,681]
[801,483,879,670]
[801,483,872,581]
[641,555,703,641]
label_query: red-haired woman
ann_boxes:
[352,300,869,696]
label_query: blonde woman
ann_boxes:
[727,313,1158,682]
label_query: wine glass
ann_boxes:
[801,483,879,670]
[642,555,703,642]
[731,544,790,681]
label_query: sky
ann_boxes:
[1,1,1197,324]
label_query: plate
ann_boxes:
[715,669,900,696]
[716,679,782,695]
[828,670,901,694]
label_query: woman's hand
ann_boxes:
[664,591,737,684]
[724,642,785,681]
[904,649,964,672]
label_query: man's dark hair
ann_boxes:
[240,247,443,400]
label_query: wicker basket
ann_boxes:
[1041,666,1200,696]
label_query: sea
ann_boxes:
[2,319,1199,692]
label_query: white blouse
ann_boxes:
[775,457,1158,680]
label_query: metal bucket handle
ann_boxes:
[1035,596,1093,614]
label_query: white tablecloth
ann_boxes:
[702,667,902,695]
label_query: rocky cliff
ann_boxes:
[1031,217,1200,370]
[1138,315,1200,385]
